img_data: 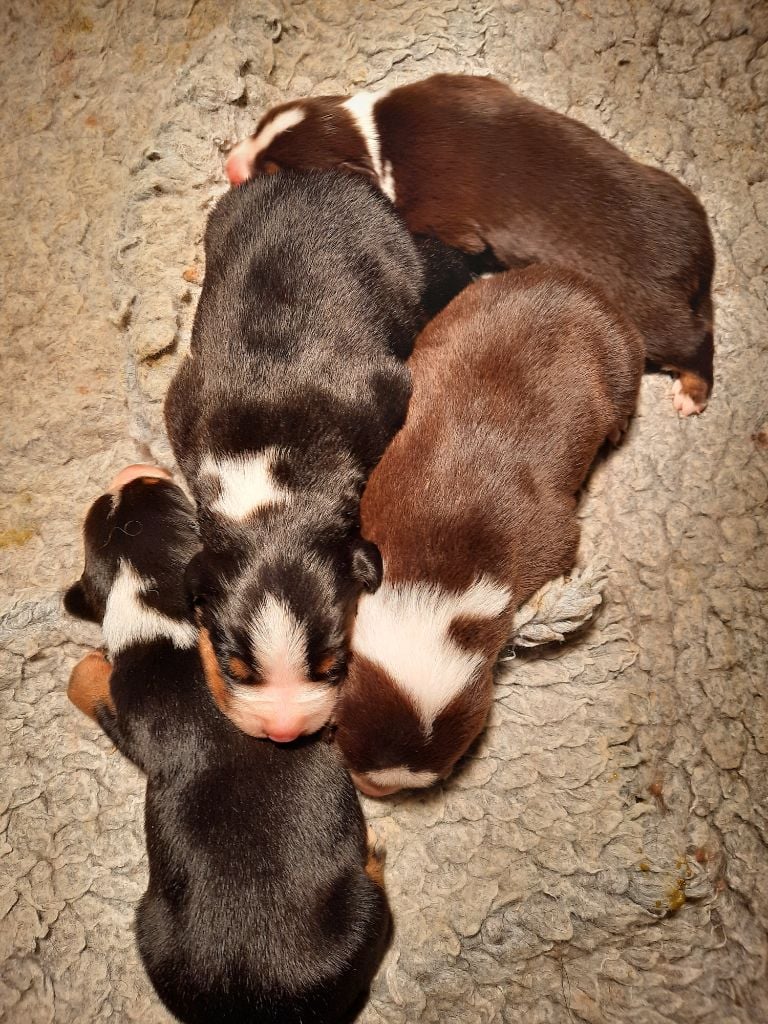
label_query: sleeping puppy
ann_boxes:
[165,170,477,743]
[334,267,644,797]
[64,466,390,1024]
[225,73,714,416]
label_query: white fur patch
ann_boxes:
[341,90,396,201]
[200,450,292,520]
[249,593,308,677]
[365,766,439,791]
[380,159,396,203]
[251,106,307,161]
[102,561,197,657]
[352,576,511,732]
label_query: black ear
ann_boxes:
[184,550,212,608]
[351,539,383,594]
[63,580,100,623]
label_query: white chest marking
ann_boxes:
[251,106,307,160]
[341,90,396,202]
[352,576,511,732]
[102,561,197,657]
[200,450,292,521]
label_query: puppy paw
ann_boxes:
[608,417,629,445]
[672,377,707,417]
[365,826,387,887]
[68,650,114,721]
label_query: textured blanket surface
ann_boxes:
[2,1,767,1022]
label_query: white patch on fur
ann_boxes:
[251,106,307,160]
[249,593,308,677]
[353,576,511,731]
[200,450,292,520]
[102,561,197,657]
[672,377,706,417]
[365,766,439,791]
[380,159,396,203]
[341,90,396,201]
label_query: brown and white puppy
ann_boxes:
[334,266,644,797]
[226,73,714,416]
[64,467,390,1024]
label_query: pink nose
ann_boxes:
[267,726,304,744]
[108,464,172,492]
[225,147,253,187]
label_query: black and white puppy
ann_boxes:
[165,169,475,742]
[64,466,390,1024]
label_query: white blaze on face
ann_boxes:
[227,594,336,741]
[352,575,511,733]
[200,450,292,521]
[341,89,396,201]
[102,560,198,657]
[225,106,307,184]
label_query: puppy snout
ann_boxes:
[350,772,401,799]
[108,464,172,492]
[265,722,304,744]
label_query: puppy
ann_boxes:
[226,73,714,416]
[64,466,390,1024]
[165,170,479,743]
[334,267,644,797]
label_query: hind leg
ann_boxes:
[667,323,713,417]
[646,293,714,417]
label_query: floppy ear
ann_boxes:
[351,539,383,594]
[184,550,214,610]
[63,580,100,623]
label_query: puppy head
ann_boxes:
[64,466,199,646]
[188,538,382,743]
[225,96,377,187]
[335,655,494,797]
[334,577,510,795]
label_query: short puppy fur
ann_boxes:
[226,73,714,415]
[334,267,644,796]
[165,170,475,742]
[65,471,390,1024]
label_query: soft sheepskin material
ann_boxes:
[1,2,766,1022]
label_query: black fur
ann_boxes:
[164,170,477,715]
[65,477,391,1024]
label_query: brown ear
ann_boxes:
[68,650,114,721]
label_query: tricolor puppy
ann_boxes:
[64,467,390,1024]
[165,170,477,744]
[334,267,644,797]
[226,73,714,416]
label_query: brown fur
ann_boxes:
[198,627,232,714]
[239,74,714,408]
[67,650,115,721]
[335,266,644,790]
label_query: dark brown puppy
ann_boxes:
[64,467,390,1024]
[226,73,714,415]
[334,266,644,797]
